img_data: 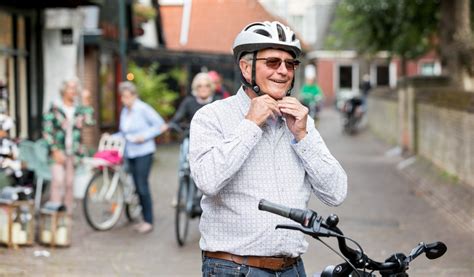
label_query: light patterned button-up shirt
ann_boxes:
[189,88,347,257]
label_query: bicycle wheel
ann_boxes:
[83,170,124,231]
[123,173,142,222]
[175,175,190,246]
[125,192,142,222]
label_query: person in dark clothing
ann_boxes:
[164,72,217,208]
[165,72,217,134]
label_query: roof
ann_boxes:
[160,0,308,55]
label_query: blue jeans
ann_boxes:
[127,153,154,224]
[202,256,307,277]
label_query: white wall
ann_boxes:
[135,0,159,48]
[259,0,338,49]
[42,9,84,111]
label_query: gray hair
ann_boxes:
[60,78,80,96]
[240,53,254,65]
[118,81,138,96]
[191,72,215,96]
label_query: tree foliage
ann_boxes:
[325,0,440,60]
[128,62,180,118]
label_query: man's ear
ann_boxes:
[239,59,251,83]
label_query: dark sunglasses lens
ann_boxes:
[284,60,300,70]
[265,58,282,69]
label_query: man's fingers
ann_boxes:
[280,108,305,120]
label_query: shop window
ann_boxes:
[0,56,9,114]
[99,54,117,128]
[0,12,12,48]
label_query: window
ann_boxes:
[420,62,435,76]
[339,65,352,89]
[376,65,389,86]
[99,54,117,128]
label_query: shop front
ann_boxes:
[0,9,40,139]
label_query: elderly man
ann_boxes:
[189,21,347,277]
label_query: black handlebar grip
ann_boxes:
[258,199,291,218]
[258,199,309,226]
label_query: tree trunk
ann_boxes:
[439,0,474,91]
[400,57,407,77]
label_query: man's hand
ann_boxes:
[245,95,281,126]
[52,149,66,165]
[278,97,308,141]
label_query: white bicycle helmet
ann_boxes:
[233,21,301,61]
[232,21,302,95]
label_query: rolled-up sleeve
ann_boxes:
[189,107,262,196]
[291,123,347,206]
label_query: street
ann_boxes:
[0,108,472,277]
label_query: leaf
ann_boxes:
[127,62,182,118]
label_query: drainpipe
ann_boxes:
[119,0,127,80]
[180,0,192,46]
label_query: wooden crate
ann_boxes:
[38,209,71,247]
[0,200,35,247]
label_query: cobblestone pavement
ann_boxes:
[0,109,472,276]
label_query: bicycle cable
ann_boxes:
[332,233,366,261]
[316,237,361,277]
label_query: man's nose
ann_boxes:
[276,61,289,74]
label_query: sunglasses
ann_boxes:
[255,57,301,71]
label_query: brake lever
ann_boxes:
[276,224,316,237]
[276,223,338,238]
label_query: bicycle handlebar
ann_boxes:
[258,199,447,275]
[258,199,315,227]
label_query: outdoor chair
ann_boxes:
[18,139,51,211]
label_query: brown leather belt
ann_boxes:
[203,251,299,271]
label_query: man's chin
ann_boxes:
[265,89,288,100]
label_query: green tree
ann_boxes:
[128,62,180,118]
[326,0,473,89]
[326,0,440,75]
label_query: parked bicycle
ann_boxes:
[82,135,141,231]
[258,199,447,277]
[169,123,202,246]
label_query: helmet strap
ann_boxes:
[287,78,295,96]
[251,51,261,96]
[240,51,295,97]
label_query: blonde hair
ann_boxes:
[191,72,215,96]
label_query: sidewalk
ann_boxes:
[397,155,473,233]
[0,108,471,276]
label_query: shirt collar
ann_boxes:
[124,99,141,113]
[236,86,251,116]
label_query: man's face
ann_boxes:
[242,48,296,99]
